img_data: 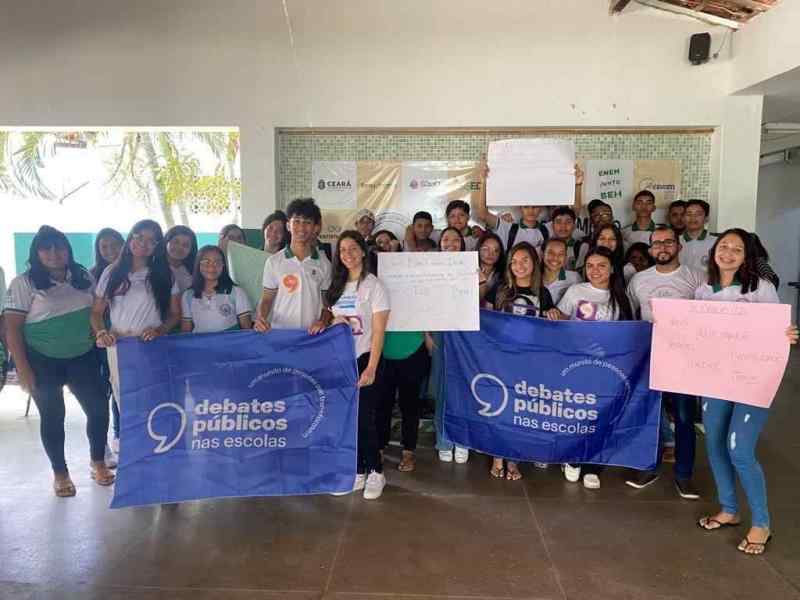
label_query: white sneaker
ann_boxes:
[110,437,120,454]
[104,444,118,469]
[438,450,453,462]
[331,473,366,496]
[562,463,581,483]
[583,473,601,490]
[363,471,386,500]
[454,446,469,464]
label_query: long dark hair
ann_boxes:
[103,220,173,321]
[591,223,626,274]
[496,242,542,310]
[326,230,369,307]
[476,232,506,275]
[164,225,198,273]
[191,245,234,298]
[584,246,632,321]
[26,225,92,291]
[90,228,125,280]
[707,228,762,294]
[437,226,466,251]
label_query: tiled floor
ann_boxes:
[2,352,799,600]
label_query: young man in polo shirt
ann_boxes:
[474,162,584,251]
[625,225,703,499]
[667,200,686,236]
[622,190,658,250]
[549,207,583,271]
[255,198,331,332]
[678,199,716,274]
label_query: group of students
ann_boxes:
[0,166,796,556]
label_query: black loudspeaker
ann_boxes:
[689,33,711,65]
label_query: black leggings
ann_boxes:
[357,352,384,474]
[377,343,431,451]
[28,348,109,474]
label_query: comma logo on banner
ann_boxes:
[147,403,187,454]
[470,373,509,417]
[318,179,326,191]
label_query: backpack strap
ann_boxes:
[507,223,520,249]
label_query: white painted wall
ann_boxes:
[730,0,800,94]
[756,159,800,312]
[0,0,736,227]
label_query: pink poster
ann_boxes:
[650,298,791,408]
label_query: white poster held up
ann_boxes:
[582,160,634,223]
[311,161,357,209]
[486,138,575,207]
[378,251,479,332]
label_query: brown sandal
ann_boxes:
[398,450,416,472]
[490,459,505,479]
[90,465,116,486]
[53,476,76,497]
[506,463,523,481]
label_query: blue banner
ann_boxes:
[443,310,660,469]
[111,325,359,508]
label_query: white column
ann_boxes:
[715,95,764,232]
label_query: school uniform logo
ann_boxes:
[282,274,300,293]
[219,303,234,317]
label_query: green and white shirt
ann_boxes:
[262,246,332,329]
[181,286,251,333]
[545,269,582,305]
[679,230,716,274]
[695,279,779,304]
[622,220,657,250]
[3,272,94,359]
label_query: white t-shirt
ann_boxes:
[181,286,252,333]
[171,264,194,294]
[545,269,582,305]
[621,221,657,250]
[262,247,332,329]
[557,282,620,321]
[678,230,716,274]
[694,279,779,304]
[494,219,546,251]
[95,265,180,337]
[330,273,391,358]
[627,264,704,322]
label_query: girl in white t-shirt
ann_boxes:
[311,230,391,500]
[91,220,182,410]
[165,225,198,294]
[181,245,253,333]
[541,238,582,305]
[695,228,799,557]
[554,246,633,490]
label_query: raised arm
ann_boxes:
[475,161,499,230]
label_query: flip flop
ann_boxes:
[53,478,76,497]
[738,534,772,555]
[490,465,505,479]
[697,516,741,531]
[90,468,116,486]
[506,467,523,481]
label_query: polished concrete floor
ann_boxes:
[2,353,800,600]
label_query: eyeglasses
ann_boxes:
[200,259,224,267]
[651,240,677,248]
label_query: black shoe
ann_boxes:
[625,471,660,489]
[675,478,700,500]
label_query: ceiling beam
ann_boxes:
[635,0,741,29]
[610,0,633,15]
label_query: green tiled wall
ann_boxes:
[277,131,712,208]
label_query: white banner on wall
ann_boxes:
[379,251,479,332]
[400,161,477,229]
[487,138,576,207]
[311,161,357,209]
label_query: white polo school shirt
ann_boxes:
[678,230,717,275]
[262,246,332,329]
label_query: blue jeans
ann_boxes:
[653,392,697,480]
[660,404,675,447]
[702,397,770,528]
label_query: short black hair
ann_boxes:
[413,211,433,224]
[685,199,710,216]
[445,200,470,217]
[648,224,678,244]
[286,197,322,224]
[587,199,610,214]
[262,210,288,232]
[633,190,656,203]
[668,200,686,212]
[551,206,576,221]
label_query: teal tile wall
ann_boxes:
[277,131,712,208]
